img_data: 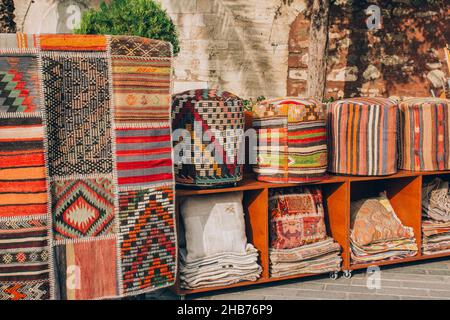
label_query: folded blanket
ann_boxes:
[269,237,341,277]
[179,243,262,289]
[181,268,262,289]
[422,178,450,222]
[270,237,340,263]
[270,253,342,278]
[422,179,450,255]
[351,238,418,264]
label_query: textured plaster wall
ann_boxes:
[14,0,308,98]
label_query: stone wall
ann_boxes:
[159,0,307,96]
[288,1,450,99]
[14,0,450,99]
[14,0,308,98]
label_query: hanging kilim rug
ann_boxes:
[0,33,177,300]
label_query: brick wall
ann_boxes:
[288,1,450,99]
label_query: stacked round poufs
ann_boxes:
[399,98,450,171]
[252,97,328,183]
[171,89,244,187]
[328,97,399,176]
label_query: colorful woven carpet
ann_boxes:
[0,34,177,300]
[328,97,399,176]
[171,89,244,187]
[253,98,327,183]
[399,98,450,171]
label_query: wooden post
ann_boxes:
[307,0,330,102]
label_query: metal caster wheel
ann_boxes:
[343,270,352,279]
[329,271,339,280]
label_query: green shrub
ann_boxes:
[75,0,180,55]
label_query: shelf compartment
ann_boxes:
[175,187,269,293]
[266,181,349,279]
[349,176,422,268]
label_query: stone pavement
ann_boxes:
[146,257,450,300]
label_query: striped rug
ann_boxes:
[399,98,450,171]
[0,116,47,217]
[253,98,327,183]
[328,97,399,176]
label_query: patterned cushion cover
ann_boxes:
[350,193,414,246]
[269,187,327,249]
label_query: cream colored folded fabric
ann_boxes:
[180,191,248,262]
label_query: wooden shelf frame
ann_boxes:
[174,170,450,295]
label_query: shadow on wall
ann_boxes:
[337,0,449,98]
[171,0,306,98]
[288,0,450,99]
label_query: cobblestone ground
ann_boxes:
[145,257,450,300]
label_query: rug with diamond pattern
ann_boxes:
[0,33,176,300]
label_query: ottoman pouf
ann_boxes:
[328,97,399,176]
[399,97,450,171]
[252,98,327,183]
[171,89,244,187]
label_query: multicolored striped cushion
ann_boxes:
[171,89,244,187]
[399,98,450,171]
[328,97,399,176]
[253,98,327,183]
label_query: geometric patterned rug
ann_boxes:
[0,33,177,300]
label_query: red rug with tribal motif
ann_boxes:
[0,34,177,300]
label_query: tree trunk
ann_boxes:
[0,0,16,33]
[307,0,330,101]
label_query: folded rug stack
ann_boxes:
[179,192,262,289]
[350,193,418,264]
[422,178,450,255]
[269,187,341,278]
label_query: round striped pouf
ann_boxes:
[399,97,450,171]
[252,97,328,183]
[171,89,244,187]
[328,97,399,176]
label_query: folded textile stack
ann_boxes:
[180,244,262,289]
[350,193,418,264]
[422,178,450,255]
[270,238,341,277]
[269,187,341,278]
[179,192,262,289]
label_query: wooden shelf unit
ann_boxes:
[174,170,450,295]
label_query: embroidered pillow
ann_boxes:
[180,191,248,262]
[350,193,415,246]
[269,187,327,249]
